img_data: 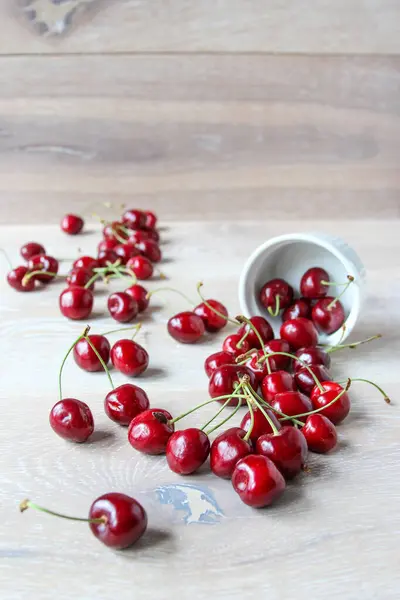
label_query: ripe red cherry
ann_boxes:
[222,333,250,358]
[263,339,292,371]
[72,256,99,274]
[128,229,150,244]
[111,339,149,376]
[97,238,117,253]
[145,228,160,243]
[124,284,149,312]
[59,286,94,320]
[166,428,210,475]
[280,318,318,350]
[103,221,128,242]
[97,249,119,269]
[7,266,35,292]
[20,242,45,261]
[259,278,294,313]
[104,383,150,426]
[310,381,351,424]
[114,243,139,265]
[240,407,281,444]
[126,255,154,280]
[89,493,147,549]
[193,299,228,333]
[49,398,94,442]
[301,414,337,453]
[144,210,157,229]
[294,365,332,395]
[237,316,274,348]
[261,371,297,403]
[271,391,312,423]
[244,350,270,383]
[256,426,308,479]
[210,427,252,479]
[61,214,84,235]
[204,351,233,378]
[123,209,146,229]
[209,365,256,406]
[135,239,162,263]
[300,267,329,299]
[73,335,110,372]
[312,298,346,334]
[293,346,331,372]
[128,408,174,454]
[232,454,286,508]
[108,292,138,323]
[66,267,94,290]
[167,311,205,344]
[282,298,311,322]
[27,255,59,283]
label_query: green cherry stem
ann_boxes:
[22,270,62,284]
[336,377,391,404]
[100,323,142,338]
[243,394,255,442]
[205,398,243,435]
[58,326,89,400]
[243,384,280,435]
[326,334,382,354]
[146,286,196,306]
[197,282,236,325]
[19,499,106,524]
[327,275,355,310]
[246,383,304,427]
[236,315,272,374]
[83,334,115,390]
[169,393,247,426]
[200,380,246,431]
[279,379,352,421]
[84,272,102,289]
[267,294,280,318]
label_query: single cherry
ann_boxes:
[261,371,297,403]
[208,365,256,406]
[108,292,138,323]
[126,255,154,280]
[128,229,150,244]
[240,407,281,445]
[244,350,271,383]
[104,383,150,426]
[210,427,252,479]
[145,228,160,243]
[72,256,99,274]
[128,408,174,454]
[27,254,59,283]
[167,311,205,344]
[271,391,312,423]
[256,426,308,479]
[7,266,35,292]
[294,365,332,396]
[111,339,149,376]
[310,381,351,424]
[124,284,149,313]
[193,299,228,333]
[301,414,337,453]
[263,339,292,371]
[232,454,286,508]
[222,333,251,358]
[259,278,294,315]
[293,346,331,372]
[73,334,110,372]
[312,298,346,334]
[97,238,117,253]
[123,209,146,229]
[144,210,157,229]
[237,316,274,348]
[282,298,311,322]
[66,267,94,290]
[89,492,147,549]
[135,240,162,263]
[300,267,330,298]
[103,221,128,242]
[20,242,45,261]
[204,350,233,378]
[280,318,318,350]
[114,243,139,265]
[166,428,210,475]
[59,286,94,320]
[97,249,119,269]
[61,214,84,235]
[49,398,94,442]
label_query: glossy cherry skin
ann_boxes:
[293,346,331,372]
[66,267,94,290]
[89,493,147,549]
[280,318,318,350]
[222,333,250,358]
[49,398,94,443]
[294,365,332,396]
[259,278,294,312]
[61,214,84,235]
[72,256,99,274]
[128,229,150,244]
[104,383,150,426]
[103,221,129,242]
[263,339,292,371]
[166,428,210,475]
[97,238,117,253]
[240,408,281,445]
[237,316,274,349]
[145,228,160,243]
[209,365,256,406]
[193,299,228,333]
[232,454,286,508]
[73,334,110,372]
[108,292,138,323]
[144,210,157,229]
[128,408,174,454]
[301,414,337,453]
[114,243,139,265]
[27,254,59,283]
[282,298,311,322]
[204,351,233,378]
[312,298,346,334]
[261,371,297,403]
[123,209,146,229]
[271,391,312,424]
[167,311,205,344]
[135,240,162,263]
[59,286,94,320]
[20,242,45,261]
[244,350,271,383]
[310,381,351,424]
[97,249,119,269]
[127,255,154,280]
[124,284,149,313]
[300,267,329,299]
[256,426,308,480]
[111,339,149,376]
[7,266,35,292]
[210,427,252,479]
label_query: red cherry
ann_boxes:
[193,299,228,333]
[144,210,157,229]
[204,351,233,378]
[128,229,150,244]
[20,242,45,261]
[61,214,84,235]
[210,427,252,478]
[108,292,138,323]
[73,335,110,372]
[244,350,270,383]
[128,408,174,454]
[301,414,337,453]
[237,316,274,348]
[263,339,292,371]
[167,311,205,344]
[111,339,149,376]
[103,221,128,242]
[135,240,162,263]
[27,255,59,283]
[124,284,149,312]
[166,428,210,475]
[97,249,119,269]
[282,298,311,322]
[59,286,94,320]
[293,346,331,372]
[294,365,332,395]
[310,381,351,424]
[72,256,99,274]
[256,426,308,479]
[66,267,94,290]
[261,371,297,403]
[104,383,150,426]
[208,365,256,406]
[240,407,281,444]
[271,391,312,423]
[300,267,329,299]
[145,228,160,243]
[114,243,139,265]
[259,278,294,313]
[97,238,117,253]
[232,454,286,508]
[49,398,94,442]
[312,298,346,334]
[280,318,318,350]
[123,209,146,229]
[89,493,147,549]
[222,333,250,358]
[7,266,35,292]
[126,255,154,280]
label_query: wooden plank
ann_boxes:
[3,0,400,55]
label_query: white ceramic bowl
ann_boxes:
[238,232,366,346]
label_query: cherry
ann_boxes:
[114,243,139,265]
[271,391,312,423]
[123,209,146,229]
[294,365,332,395]
[97,249,119,268]
[280,318,318,350]
[7,266,35,292]
[240,407,281,444]
[282,298,311,322]
[193,299,228,333]
[145,228,160,243]
[61,214,84,235]
[208,365,255,406]
[27,255,59,283]
[244,350,270,383]
[128,408,174,454]
[261,371,297,403]
[103,221,128,242]
[300,267,329,298]
[222,333,251,358]
[204,351,233,378]
[72,256,99,274]
[259,278,294,315]
[124,284,149,313]
[210,427,252,479]
[104,383,150,426]
[312,297,345,334]
[108,292,138,323]
[256,426,308,480]
[301,414,337,453]
[237,316,274,348]
[135,239,162,263]
[144,210,157,229]
[97,238,117,253]
[166,428,210,475]
[263,339,292,371]
[310,381,350,424]
[20,242,45,261]
[49,398,94,442]
[128,229,150,244]
[232,454,286,508]
[59,286,94,320]
[89,492,147,549]
[111,339,149,376]
[167,311,205,344]
[73,334,110,372]
[66,267,94,290]
[126,255,154,280]
[293,346,331,372]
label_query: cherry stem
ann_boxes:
[327,275,354,310]
[100,323,142,338]
[146,286,196,306]
[243,395,255,442]
[58,326,90,400]
[279,379,352,421]
[243,384,280,435]
[200,380,246,431]
[246,383,304,427]
[267,294,280,318]
[19,499,106,524]
[326,334,382,354]
[236,315,272,374]
[205,398,242,435]
[336,377,391,404]
[84,272,102,289]
[0,248,13,269]
[169,392,247,425]
[22,270,61,284]
[257,351,325,393]
[321,279,353,287]
[83,335,115,390]
[196,282,236,325]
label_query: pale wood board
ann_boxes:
[0,220,399,600]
